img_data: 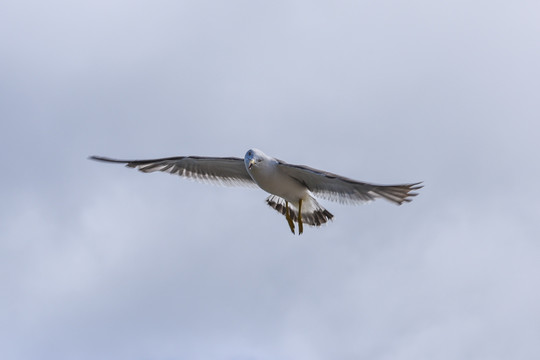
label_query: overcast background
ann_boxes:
[1,1,539,359]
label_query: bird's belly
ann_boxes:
[250,167,308,203]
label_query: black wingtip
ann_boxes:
[405,182,424,194]
[88,156,128,164]
[403,182,424,204]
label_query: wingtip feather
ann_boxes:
[88,156,128,164]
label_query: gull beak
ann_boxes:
[248,159,256,169]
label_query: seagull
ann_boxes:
[90,149,422,235]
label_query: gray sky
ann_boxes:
[1,1,539,359]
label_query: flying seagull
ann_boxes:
[90,149,422,235]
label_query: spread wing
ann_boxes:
[277,161,422,205]
[89,155,255,187]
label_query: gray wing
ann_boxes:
[89,155,255,187]
[277,161,422,205]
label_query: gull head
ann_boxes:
[244,148,267,170]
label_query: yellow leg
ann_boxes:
[298,199,304,235]
[285,201,295,234]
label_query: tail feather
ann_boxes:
[266,195,334,226]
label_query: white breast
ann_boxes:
[248,160,309,203]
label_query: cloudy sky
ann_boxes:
[1,1,539,359]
